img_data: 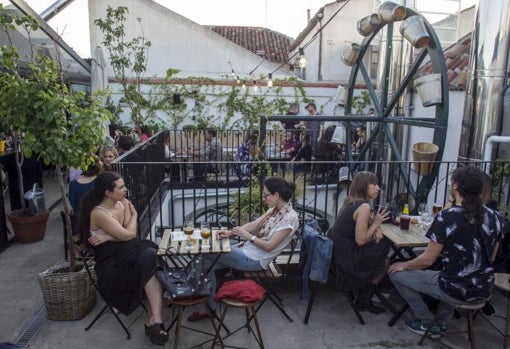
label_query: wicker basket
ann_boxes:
[38,261,97,321]
[412,142,439,175]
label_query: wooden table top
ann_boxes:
[380,222,429,248]
[157,229,231,255]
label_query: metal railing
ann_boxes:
[111,130,510,241]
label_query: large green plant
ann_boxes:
[0,7,112,270]
[95,5,153,128]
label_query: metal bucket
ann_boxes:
[413,74,442,107]
[341,43,361,67]
[399,15,430,48]
[357,13,382,37]
[24,184,46,215]
[378,1,406,23]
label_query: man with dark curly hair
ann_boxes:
[388,165,503,339]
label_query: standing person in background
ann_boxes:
[76,171,169,345]
[296,102,323,153]
[281,103,301,141]
[327,171,390,314]
[388,165,502,339]
[190,128,223,182]
[100,146,118,172]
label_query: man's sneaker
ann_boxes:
[405,318,441,339]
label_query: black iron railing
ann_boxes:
[112,130,510,241]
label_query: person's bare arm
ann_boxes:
[90,206,137,242]
[232,226,293,252]
[354,203,389,245]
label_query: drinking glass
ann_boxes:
[200,222,211,249]
[183,220,194,250]
[418,203,430,229]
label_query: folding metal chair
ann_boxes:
[72,235,146,340]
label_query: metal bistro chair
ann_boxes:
[72,235,146,339]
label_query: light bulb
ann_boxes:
[236,75,241,84]
[242,80,246,89]
[253,80,259,92]
[231,69,235,79]
[267,73,273,87]
[299,56,307,69]
[298,48,306,69]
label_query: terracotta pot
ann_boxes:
[7,209,49,243]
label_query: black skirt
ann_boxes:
[94,239,158,315]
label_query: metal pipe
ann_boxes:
[483,135,510,162]
[458,0,510,160]
[40,0,75,21]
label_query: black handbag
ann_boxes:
[155,255,211,300]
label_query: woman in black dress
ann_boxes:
[327,171,390,313]
[76,171,168,345]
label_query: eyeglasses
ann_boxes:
[262,192,272,198]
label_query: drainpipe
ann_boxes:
[483,136,510,172]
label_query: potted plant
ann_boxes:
[0,7,112,319]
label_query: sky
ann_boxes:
[25,0,329,58]
[24,0,477,58]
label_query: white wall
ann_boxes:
[88,0,292,80]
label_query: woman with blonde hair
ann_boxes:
[327,171,390,313]
[100,146,118,171]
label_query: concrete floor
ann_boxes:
[0,175,508,348]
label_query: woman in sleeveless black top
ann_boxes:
[328,171,390,313]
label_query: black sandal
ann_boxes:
[145,323,168,345]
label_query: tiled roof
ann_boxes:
[209,26,292,63]
[417,34,472,91]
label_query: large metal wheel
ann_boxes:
[344,8,448,204]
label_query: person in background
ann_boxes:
[280,130,301,159]
[117,135,135,156]
[76,171,168,345]
[187,176,299,321]
[281,103,301,141]
[68,156,102,214]
[291,131,312,172]
[353,126,366,152]
[190,128,223,182]
[235,130,260,178]
[296,102,323,153]
[388,165,502,339]
[100,146,118,172]
[140,125,151,142]
[327,171,390,314]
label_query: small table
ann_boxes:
[158,229,231,271]
[380,220,429,260]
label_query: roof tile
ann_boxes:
[209,26,291,63]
